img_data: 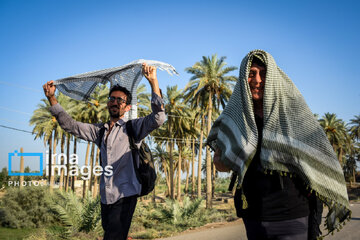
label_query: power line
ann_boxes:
[0,123,204,143]
[0,104,200,122]
[0,124,33,134]
[0,118,29,126]
[0,80,200,120]
[0,80,42,93]
[0,106,32,116]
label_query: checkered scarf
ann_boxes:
[53,59,177,119]
[207,50,350,236]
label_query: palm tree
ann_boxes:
[349,115,360,141]
[163,85,190,199]
[183,109,201,198]
[319,113,348,164]
[181,146,192,194]
[137,83,151,118]
[55,93,75,191]
[30,98,59,190]
[185,54,237,208]
[346,115,360,185]
[184,84,208,199]
[172,102,193,201]
[153,144,171,196]
[342,134,358,185]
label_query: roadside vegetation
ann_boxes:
[0,179,237,240]
[0,54,359,239]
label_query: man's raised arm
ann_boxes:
[42,80,101,143]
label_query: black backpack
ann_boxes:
[126,120,157,197]
[98,120,157,197]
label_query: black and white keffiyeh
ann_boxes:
[53,59,178,119]
[207,50,351,237]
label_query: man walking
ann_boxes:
[43,63,165,240]
[207,50,350,239]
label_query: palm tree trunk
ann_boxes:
[19,148,24,188]
[339,147,343,166]
[164,154,171,197]
[191,138,196,197]
[169,118,174,199]
[212,161,216,198]
[50,131,57,191]
[71,137,77,192]
[197,116,204,199]
[59,134,65,190]
[177,144,182,201]
[48,132,53,189]
[65,135,70,192]
[82,141,91,198]
[65,134,71,192]
[164,144,171,196]
[185,164,190,195]
[206,91,213,209]
[93,147,100,198]
[174,166,179,198]
[165,170,171,196]
[353,168,356,184]
[89,142,95,193]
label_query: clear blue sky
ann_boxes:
[1,0,359,171]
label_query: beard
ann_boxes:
[108,106,125,118]
[109,111,120,118]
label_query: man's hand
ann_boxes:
[43,80,58,106]
[142,63,161,98]
[214,148,230,172]
[142,63,157,83]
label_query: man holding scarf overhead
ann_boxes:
[207,50,350,239]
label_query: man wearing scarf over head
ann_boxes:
[207,50,351,239]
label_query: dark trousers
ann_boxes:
[101,195,138,240]
[243,216,309,240]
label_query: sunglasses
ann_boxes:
[108,96,126,104]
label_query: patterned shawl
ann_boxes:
[53,59,178,119]
[207,50,350,236]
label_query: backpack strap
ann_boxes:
[125,120,140,172]
[98,125,106,166]
[126,120,137,151]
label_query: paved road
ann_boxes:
[157,203,360,240]
[322,203,360,240]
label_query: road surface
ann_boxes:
[156,203,360,240]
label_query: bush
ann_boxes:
[129,197,234,239]
[47,191,102,239]
[0,187,56,228]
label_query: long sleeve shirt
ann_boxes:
[49,92,165,204]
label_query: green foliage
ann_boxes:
[130,197,233,239]
[0,188,102,239]
[48,191,102,239]
[0,227,44,240]
[159,197,203,227]
[214,177,231,193]
[0,187,56,228]
[0,168,10,188]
